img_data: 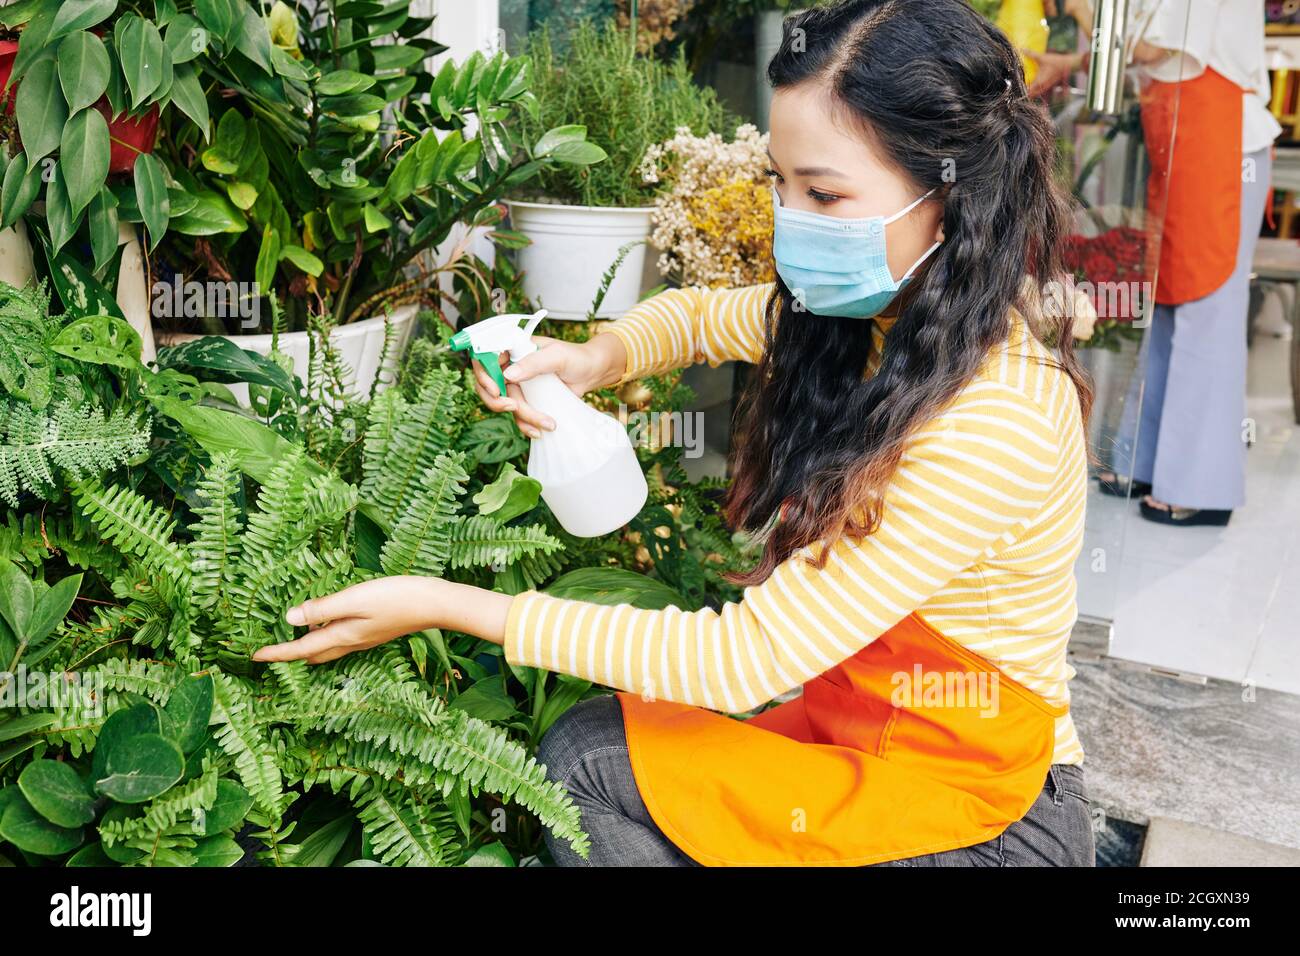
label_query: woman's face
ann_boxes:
[767,83,944,285]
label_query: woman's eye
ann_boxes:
[808,189,839,205]
[763,168,783,183]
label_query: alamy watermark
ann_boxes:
[0,666,104,717]
[620,405,705,459]
[890,665,1000,718]
[151,274,262,330]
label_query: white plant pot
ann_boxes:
[506,200,653,320]
[156,305,420,406]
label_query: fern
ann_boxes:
[212,673,288,819]
[447,515,564,571]
[188,452,244,617]
[354,781,456,867]
[0,401,150,506]
[74,479,190,589]
[99,763,220,845]
[378,452,470,577]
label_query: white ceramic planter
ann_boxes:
[156,304,419,406]
[506,200,653,320]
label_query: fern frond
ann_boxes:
[188,452,244,616]
[0,401,150,506]
[446,516,563,572]
[212,672,288,819]
[73,479,190,588]
[378,453,470,577]
[363,369,467,522]
[354,781,456,867]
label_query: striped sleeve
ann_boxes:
[602,283,774,384]
[503,382,1064,713]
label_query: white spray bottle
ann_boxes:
[451,310,649,538]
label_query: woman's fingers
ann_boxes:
[471,357,517,414]
[252,622,354,662]
[506,382,555,438]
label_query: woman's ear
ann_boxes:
[934,221,945,243]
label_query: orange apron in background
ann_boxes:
[1140,67,1243,306]
[617,611,1067,866]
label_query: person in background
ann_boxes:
[1031,0,1279,527]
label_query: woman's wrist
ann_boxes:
[589,331,629,389]
[424,578,513,647]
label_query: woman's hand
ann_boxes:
[254,577,514,665]
[1026,49,1085,97]
[471,332,627,438]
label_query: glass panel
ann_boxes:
[1032,0,1192,636]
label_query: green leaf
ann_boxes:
[160,674,214,754]
[49,0,117,40]
[51,315,143,369]
[317,69,374,96]
[549,140,608,166]
[26,572,82,647]
[158,335,295,393]
[544,567,688,610]
[233,0,273,74]
[195,0,240,49]
[37,229,126,318]
[0,152,42,230]
[361,203,390,234]
[169,62,209,134]
[290,814,353,867]
[87,189,120,272]
[59,107,111,216]
[192,834,243,866]
[18,760,96,828]
[201,108,246,174]
[57,30,110,113]
[254,223,279,293]
[0,560,33,641]
[533,124,588,158]
[463,843,516,867]
[201,778,252,836]
[0,792,83,856]
[118,14,166,109]
[0,714,57,744]
[45,166,77,256]
[448,681,517,722]
[66,842,115,866]
[95,732,185,803]
[170,189,246,235]
[279,244,322,276]
[91,702,162,781]
[15,57,67,162]
[134,152,169,251]
[472,463,542,524]
[165,14,208,63]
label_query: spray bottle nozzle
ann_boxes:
[449,309,548,396]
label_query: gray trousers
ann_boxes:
[538,695,1097,867]
[1112,146,1271,510]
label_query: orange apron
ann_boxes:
[1140,67,1243,306]
[618,611,1067,866]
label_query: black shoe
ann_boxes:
[1096,471,1152,498]
[1139,500,1232,527]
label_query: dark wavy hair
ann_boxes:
[725,0,1092,585]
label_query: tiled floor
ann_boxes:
[1076,332,1300,694]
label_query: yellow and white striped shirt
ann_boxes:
[504,283,1088,765]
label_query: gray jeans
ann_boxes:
[538,694,1096,867]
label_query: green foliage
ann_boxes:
[516,20,731,206]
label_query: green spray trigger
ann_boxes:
[449,310,548,396]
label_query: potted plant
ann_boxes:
[509,19,729,319]
[139,1,601,403]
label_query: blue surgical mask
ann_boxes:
[771,186,941,319]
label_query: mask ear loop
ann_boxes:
[882,187,937,225]
[900,239,943,282]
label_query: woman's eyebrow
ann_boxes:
[765,151,847,178]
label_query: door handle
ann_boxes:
[1086,0,1130,115]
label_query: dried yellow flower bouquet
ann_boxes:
[640,124,775,288]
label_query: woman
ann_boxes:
[1031,0,1279,526]
[255,0,1096,867]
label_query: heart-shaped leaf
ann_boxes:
[134,152,169,251]
[60,107,111,216]
[15,58,67,162]
[57,30,111,114]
